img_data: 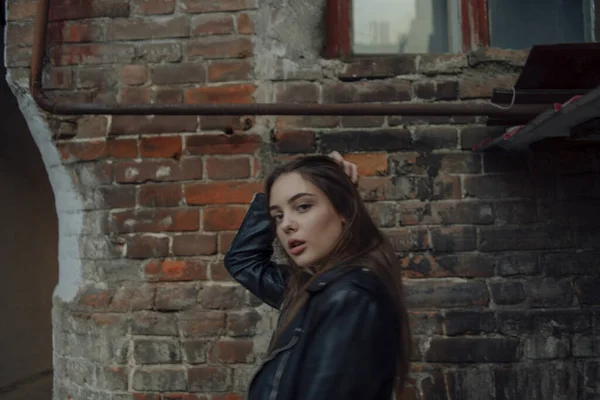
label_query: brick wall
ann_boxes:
[4,0,600,399]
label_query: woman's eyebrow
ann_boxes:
[269,193,316,210]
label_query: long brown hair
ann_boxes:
[264,155,411,394]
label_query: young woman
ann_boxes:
[224,152,411,400]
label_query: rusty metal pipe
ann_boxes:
[30,0,548,117]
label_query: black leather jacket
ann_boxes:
[224,193,398,400]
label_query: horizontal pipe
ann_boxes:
[30,0,549,118]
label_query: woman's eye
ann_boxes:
[297,204,312,212]
[272,214,283,223]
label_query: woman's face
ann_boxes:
[269,172,345,268]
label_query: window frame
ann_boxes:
[326,0,598,58]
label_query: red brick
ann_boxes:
[139,183,183,207]
[111,285,155,312]
[77,67,117,89]
[77,116,108,138]
[212,395,242,400]
[187,134,261,155]
[140,136,183,158]
[203,207,247,231]
[172,234,217,256]
[209,339,254,363]
[112,209,200,233]
[110,115,198,135]
[276,115,339,129]
[145,259,207,282]
[107,16,189,41]
[50,43,135,66]
[191,14,234,36]
[48,0,129,21]
[188,367,229,392]
[206,157,251,180]
[120,64,148,85]
[186,37,253,59]
[179,310,226,337]
[126,234,170,258]
[274,130,316,154]
[226,310,260,336]
[200,116,254,132]
[210,262,234,281]
[95,185,137,209]
[237,13,254,34]
[115,159,203,183]
[218,232,236,254]
[155,283,199,310]
[185,182,262,205]
[155,88,183,104]
[57,140,107,162]
[132,0,175,15]
[185,84,255,104]
[107,139,138,158]
[6,22,34,45]
[207,60,252,82]
[344,152,389,176]
[179,0,257,13]
[47,21,104,44]
[137,42,182,63]
[151,63,206,85]
[163,394,209,400]
[74,286,115,311]
[459,74,519,99]
[275,82,319,103]
[120,87,152,104]
[7,1,37,20]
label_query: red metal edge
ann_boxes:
[325,0,352,58]
[461,0,490,52]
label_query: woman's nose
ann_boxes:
[282,216,297,233]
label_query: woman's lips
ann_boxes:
[289,242,307,256]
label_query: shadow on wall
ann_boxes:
[0,14,58,400]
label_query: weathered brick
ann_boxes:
[5,46,31,67]
[120,87,152,104]
[186,36,253,59]
[6,22,34,45]
[137,42,182,63]
[340,56,417,79]
[41,68,74,90]
[387,228,429,252]
[140,136,183,158]
[412,126,458,150]
[107,16,190,41]
[180,0,257,13]
[494,201,538,225]
[207,60,252,82]
[408,312,444,336]
[198,285,246,309]
[110,115,197,135]
[459,74,518,99]
[414,80,458,100]
[155,88,184,104]
[48,0,129,21]
[132,311,179,336]
[479,226,575,252]
[114,159,203,183]
[463,174,536,199]
[133,367,187,392]
[366,202,397,227]
[57,140,108,162]
[432,174,461,200]
[446,367,495,400]
[107,139,138,159]
[497,310,592,335]
[145,259,208,282]
[192,14,234,35]
[211,262,235,281]
[275,82,319,103]
[431,201,494,225]
[426,337,519,363]
[182,340,209,364]
[276,115,339,129]
[340,116,385,128]
[404,279,489,309]
[151,63,207,85]
[112,208,199,233]
[419,54,468,75]
[320,130,412,153]
[7,0,37,20]
[50,43,135,66]
[323,80,411,103]
[185,84,256,104]
[226,310,261,336]
[132,0,176,15]
[186,134,261,155]
[206,157,251,180]
[120,64,149,86]
[77,67,118,89]
[126,234,170,259]
[172,234,218,256]
[203,207,248,231]
[497,253,540,276]
[111,285,155,312]
[134,338,182,364]
[139,183,183,207]
[47,20,105,43]
[96,366,129,391]
[490,281,527,305]
[431,226,477,252]
[523,334,570,360]
[209,340,254,363]
[77,116,108,138]
[273,130,316,154]
[155,283,199,311]
[237,13,255,34]
[445,310,496,336]
[179,310,226,337]
[526,277,576,308]
[188,367,230,392]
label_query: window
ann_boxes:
[326,0,598,57]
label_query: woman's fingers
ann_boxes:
[328,151,358,184]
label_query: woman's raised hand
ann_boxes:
[328,151,359,185]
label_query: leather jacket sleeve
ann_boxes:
[295,287,397,400]
[223,192,289,309]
